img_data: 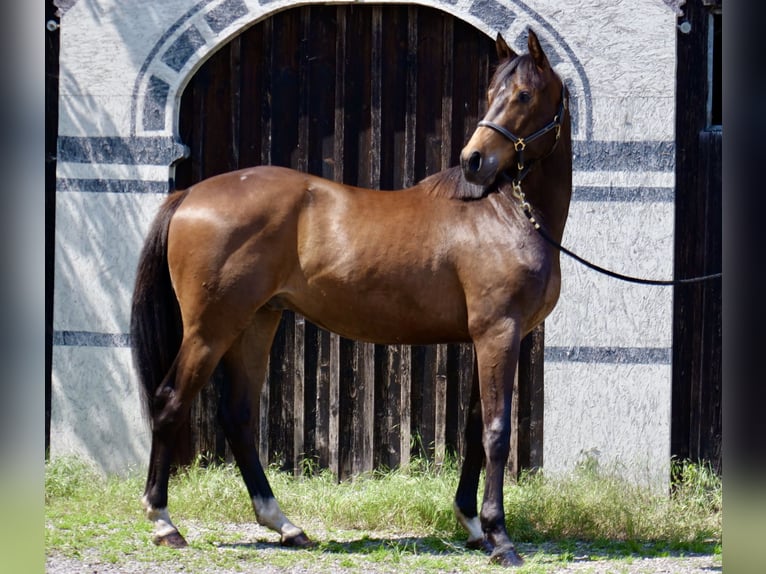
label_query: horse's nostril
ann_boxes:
[467,151,482,174]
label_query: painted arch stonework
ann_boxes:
[52,0,679,487]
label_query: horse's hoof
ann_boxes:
[153,531,188,548]
[280,531,314,548]
[489,545,524,567]
[466,537,494,554]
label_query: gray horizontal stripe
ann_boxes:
[56,178,170,194]
[573,140,675,172]
[53,331,671,365]
[54,180,672,201]
[57,137,671,171]
[572,186,674,203]
[545,346,672,365]
[53,331,131,348]
[58,136,188,165]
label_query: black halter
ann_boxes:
[477,81,568,185]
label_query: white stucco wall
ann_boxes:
[51,0,679,488]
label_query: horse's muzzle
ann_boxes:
[460,148,498,186]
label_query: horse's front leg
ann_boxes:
[453,356,493,553]
[472,320,524,567]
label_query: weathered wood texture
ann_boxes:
[672,2,722,473]
[174,4,544,480]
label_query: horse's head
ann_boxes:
[460,29,567,187]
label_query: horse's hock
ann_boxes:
[50,0,680,489]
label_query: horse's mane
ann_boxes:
[417,166,488,200]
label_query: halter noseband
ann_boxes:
[477,82,568,185]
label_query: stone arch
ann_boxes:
[130,0,591,144]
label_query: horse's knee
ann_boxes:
[482,418,511,462]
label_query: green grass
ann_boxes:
[45,455,721,572]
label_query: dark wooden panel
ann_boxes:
[672,1,722,473]
[46,0,60,456]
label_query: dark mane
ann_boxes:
[418,166,488,200]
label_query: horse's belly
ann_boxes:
[272,281,471,345]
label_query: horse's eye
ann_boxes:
[518,91,532,103]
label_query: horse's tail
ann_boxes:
[130,189,189,426]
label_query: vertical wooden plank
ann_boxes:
[369,6,383,188]
[229,35,242,171]
[296,6,311,175]
[315,325,340,476]
[307,5,338,180]
[403,5,418,189]
[237,22,264,170]
[697,130,722,471]
[433,345,448,467]
[292,315,306,475]
[439,17,454,169]
[415,10,445,179]
[268,313,291,470]
[510,324,545,477]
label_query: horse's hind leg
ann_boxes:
[453,355,492,553]
[219,308,312,547]
[142,328,229,547]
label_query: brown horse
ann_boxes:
[131,29,571,567]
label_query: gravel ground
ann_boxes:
[46,520,722,574]
[45,551,722,573]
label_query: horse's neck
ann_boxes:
[518,135,572,243]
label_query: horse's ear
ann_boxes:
[527,28,550,69]
[495,34,518,62]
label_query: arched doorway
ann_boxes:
[173,3,543,480]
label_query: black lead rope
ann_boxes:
[521,204,722,286]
